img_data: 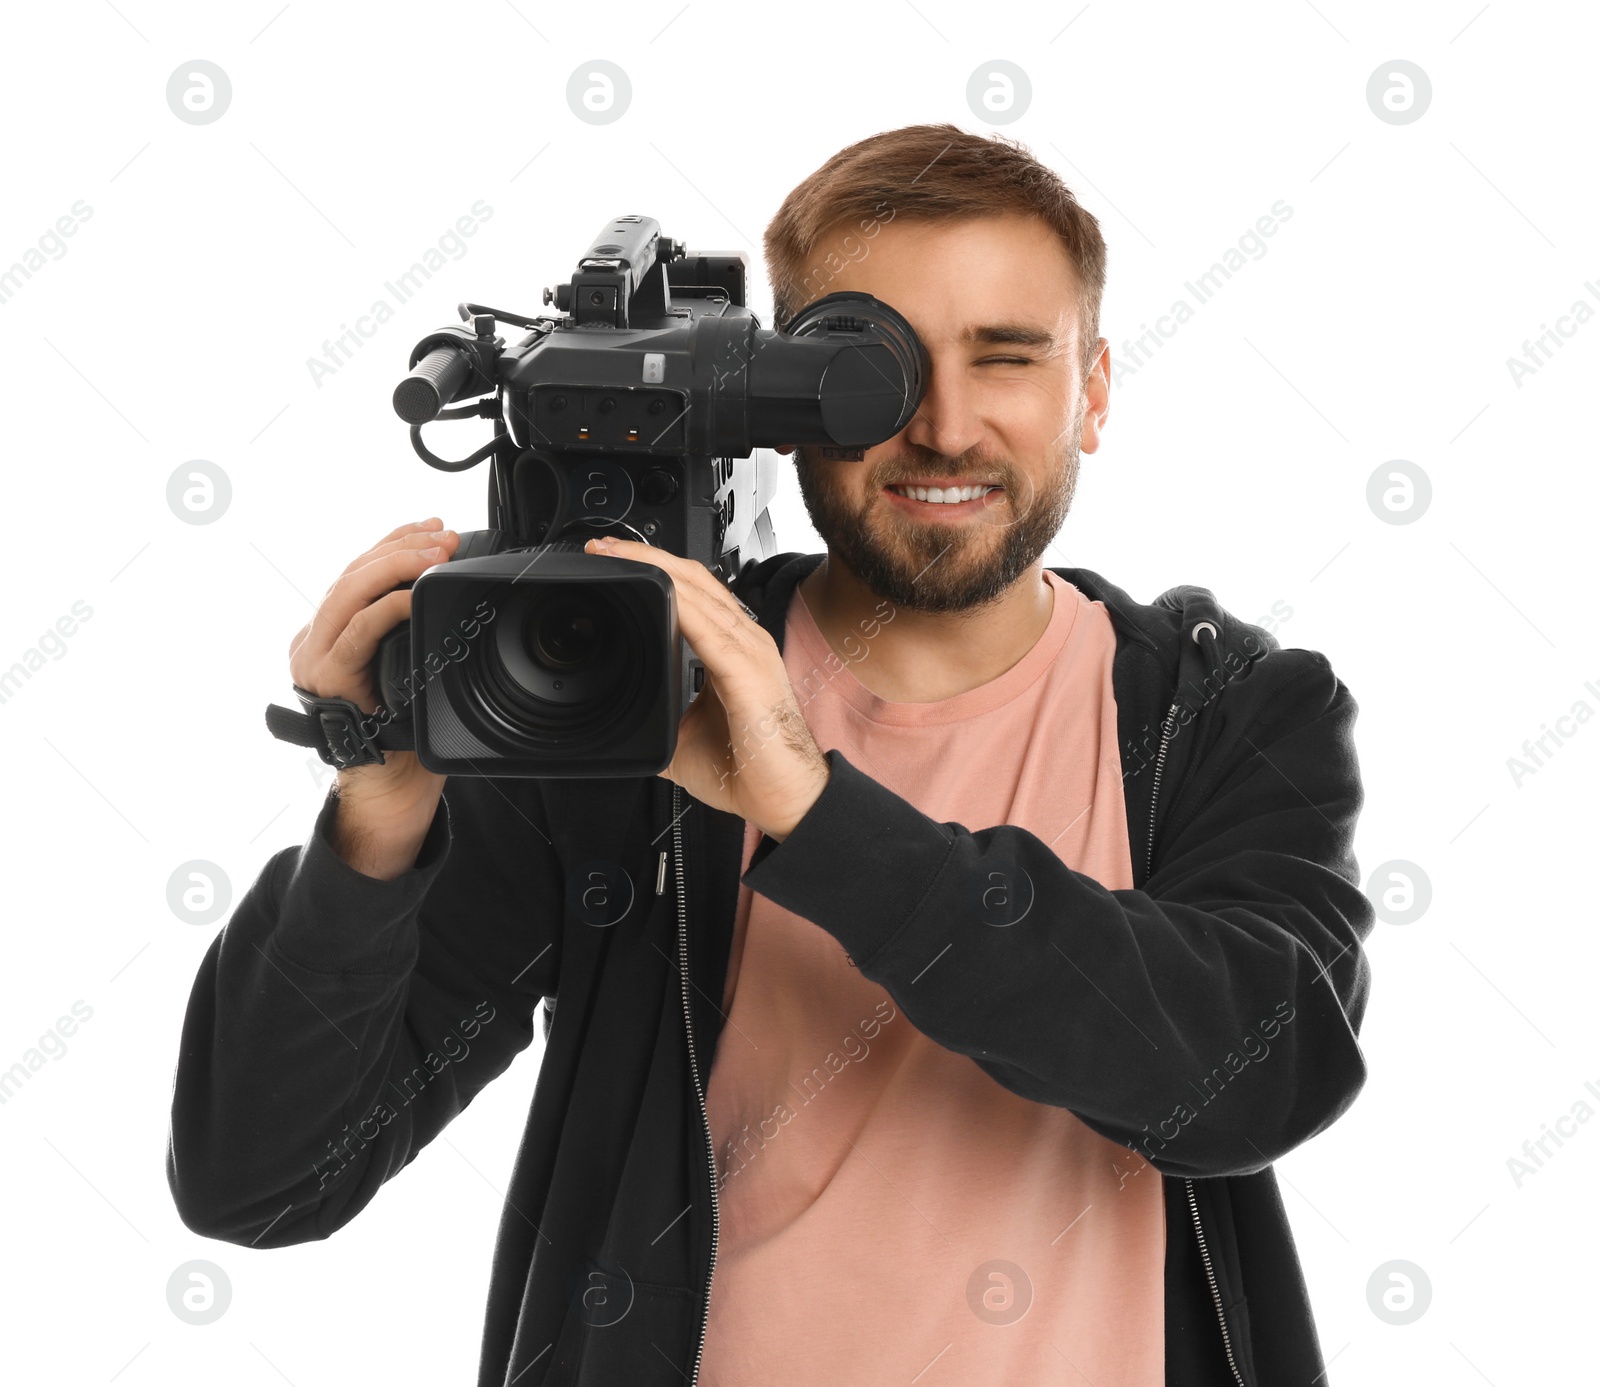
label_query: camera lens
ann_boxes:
[530,595,602,668]
[506,589,619,702]
[454,578,656,753]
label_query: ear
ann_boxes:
[774,445,796,456]
[1078,338,1111,455]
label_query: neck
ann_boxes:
[797,553,1056,704]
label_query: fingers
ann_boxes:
[324,588,415,682]
[656,563,764,679]
[288,524,459,690]
[586,537,742,612]
[587,540,760,659]
[337,521,451,579]
[376,516,442,549]
[654,557,755,648]
[580,541,771,713]
[330,528,459,591]
[301,543,450,666]
[292,522,451,660]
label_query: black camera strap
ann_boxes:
[265,687,414,770]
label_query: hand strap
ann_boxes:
[265,687,414,769]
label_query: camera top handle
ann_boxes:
[387,214,930,476]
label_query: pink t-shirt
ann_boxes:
[699,569,1165,1386]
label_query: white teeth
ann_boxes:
[888,484,996,503]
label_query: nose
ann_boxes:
[897,356,986,463]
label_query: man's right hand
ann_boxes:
[288,519,462,880]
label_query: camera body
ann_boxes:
[369,213,928,778]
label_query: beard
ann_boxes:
[791,415,1083,615]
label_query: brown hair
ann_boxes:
[763,122,1107,371]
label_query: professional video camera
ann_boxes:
[267,213,929,778]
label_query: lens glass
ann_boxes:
[453,576,659,753]
[531,596,602,668]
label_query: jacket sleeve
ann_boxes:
[739,649,1374,1179]
[166,776,563,1245]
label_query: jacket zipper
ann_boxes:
[1185,1179,1248,1387]
[674,782,720,1387]
[1146,699,1249,1387]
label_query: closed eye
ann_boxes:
[980,356,1036,365]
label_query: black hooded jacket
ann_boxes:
[167,550,1375,1387]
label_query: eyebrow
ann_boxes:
[959,322,1060,350]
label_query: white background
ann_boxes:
[1,1,1595,1382]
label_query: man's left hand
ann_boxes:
[583,536,829,842]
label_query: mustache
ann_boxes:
[793,445,1017,491]
[875,461,1010,486]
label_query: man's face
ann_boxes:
[787,213,1109,614]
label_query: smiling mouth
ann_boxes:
[884,483,1003,505]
